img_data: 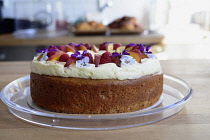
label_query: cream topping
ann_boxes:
[31,58,162,80]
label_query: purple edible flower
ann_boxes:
[112,52,121,57]
[122,50,130,55]
[138,43,152,54]
[71,51,87,60]
[48,45,58,49]
[138,44,145,52]
[126,43,136,47]
[75,43,84,48]
[68,43,75,45]
[145,46,152,53]
[36,48,48,53]
[49,49,57,52]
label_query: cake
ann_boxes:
[30,42,163,114]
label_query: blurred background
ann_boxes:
[0,0,209,61]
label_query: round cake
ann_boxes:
[30,42,163,114]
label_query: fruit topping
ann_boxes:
[66,45,76,53]
[48,46,58,51]
[84,43,92,50]
[141,53,149,59]
[47,51,64,61]
[112,54,121,67]
[125,43,135,50]
[83,52,93,63]
[58,45,66,52]
[37,54,44,61]
[116,46,125,53]
[127,51,141,63]
[91,45,99,53]
[78,45,87,51]
[99,42,106,50]
[35,42,155,68]
[105,43,114,52]
[59,53,70,62]
[64,57,77,67]
[94,54,101,67]
[100,52,112,64]
[113,43,121,50]
[68,43,76,48]
[131,48,142,57]
[47,51,56,57]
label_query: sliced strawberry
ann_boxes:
[84,52,93,63]
[94,54,101,67]
[64,57,77,67]
[113,43,121,50]
[58,45,66,52]
[100,52,112,64]
[84,43,92,50]
[47,51,56,57]
[59,53,70,62]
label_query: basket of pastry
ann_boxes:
[72,21,107,35]
[108,16,144,35]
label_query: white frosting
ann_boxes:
[31,58,162,80]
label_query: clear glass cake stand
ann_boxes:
[0,74,193,130]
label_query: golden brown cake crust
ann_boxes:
[30,72,163,114]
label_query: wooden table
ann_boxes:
[0,33,164,46]
[0,60,209,140]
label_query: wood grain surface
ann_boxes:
[0,60,209,140]
[0,34,164,46]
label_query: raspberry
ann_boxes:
[100,52,112,64]
[84,43,92,50]
[99,42,106,50]
[59,53,69,62]
[58,45,66,52]
[113,43,121,50]
[47,51,56,57]
[84,52,93,63]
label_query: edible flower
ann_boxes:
[120,55,135,66]
[71,51,90,68]
[36,48,48,53]
[71,51,87,60]
[138,44,152,54]
[75,43,84,48]
[126,43,136,47]
[76,57,90,68]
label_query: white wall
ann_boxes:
[2,0,146,25]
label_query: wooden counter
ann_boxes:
[0,33,164,46]
[0,60,209,140]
